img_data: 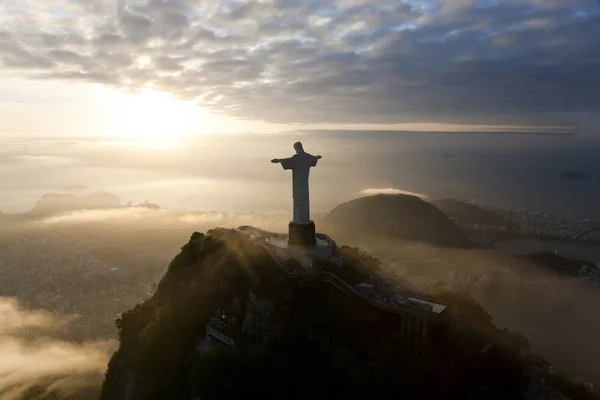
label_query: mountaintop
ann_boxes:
[100,226,598,400]
[319,194,470,248]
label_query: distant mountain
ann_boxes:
[61,184,90,195]
[432,198,513,226]
[28,193,80,216]
[85,190,121,208]
[28,190,122,216]
[319,194,470,247]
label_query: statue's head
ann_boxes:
[293,142,304,154]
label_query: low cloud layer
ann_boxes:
[368,241,600,386]
[1,0,599,125]
[0,298,111,400]
[359,188,429,199]
[37,207,291,235]
[2,133,599,219]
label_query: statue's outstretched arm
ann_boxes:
[271,158,280,163]
[317,155,322,159]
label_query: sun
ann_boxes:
[101,87,277,143]
[110,89,215,142]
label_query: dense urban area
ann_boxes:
[0,235,163,341]
[485,204,600,243]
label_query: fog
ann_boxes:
[358,188,429,199]
[1,132,599,218]
[0,297,111,400]
[1,131,600,395]
[0,208,299,398]
[39,207,290,231]
[2,207,600,391]
[365,240,600,386]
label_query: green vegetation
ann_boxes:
[103,231,287,399]
[339,246,382,271]
[102,230,598,400]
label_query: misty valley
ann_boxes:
[0,189,599,400]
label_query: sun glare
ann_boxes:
[110,89,216,142]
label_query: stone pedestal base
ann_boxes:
[288,221,316,247]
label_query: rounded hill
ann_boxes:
[319,194,469,247]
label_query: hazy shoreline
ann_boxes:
[494,239,600,264]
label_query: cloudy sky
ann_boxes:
[1,0,599,137]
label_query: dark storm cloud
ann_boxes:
[0,0,598,123]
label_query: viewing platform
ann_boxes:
[212,226,447,322]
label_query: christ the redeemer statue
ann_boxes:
[271,142,321,246]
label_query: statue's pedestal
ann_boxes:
[288,221,316,247]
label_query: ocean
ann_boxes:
[1,131,599,219]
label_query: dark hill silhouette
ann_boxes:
[28,190,122,216]
[100,228,597,400]
[319,194,470,247]
[519,252,595,278]
[432,198,513,226]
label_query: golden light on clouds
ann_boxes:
[0,75,579,140]
[101,87,287,143]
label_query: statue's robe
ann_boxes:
[280,152,319,224]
